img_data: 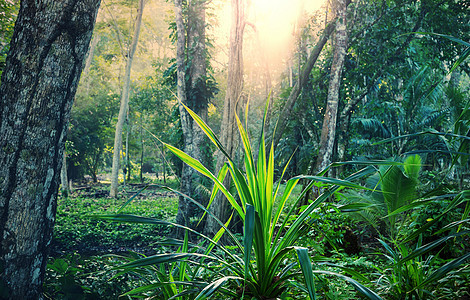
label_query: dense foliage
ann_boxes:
[0,0,468,298]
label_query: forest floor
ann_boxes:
[52,179,179,256]
[46,177,470,299]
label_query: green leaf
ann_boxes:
[194,276,240,300]
[379,165,417,229]
[117,184,150,213]
[164,143,244,219]
[117,252,216,269]
[295,247,316,300]
[417,253,470,289]
[199,163,230,225]
[181,103,231,160]
[403,154,421,180]
[292,175,369,191]
[400,231,470,264]
[93,214,244,268]
[244,205,255,281]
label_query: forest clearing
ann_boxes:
[0,0,469,299]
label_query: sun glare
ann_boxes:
[212,0,326,78]
[249,0,326,55]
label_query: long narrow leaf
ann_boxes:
[292,175,370,191]
[244,205,255,283]
[400,231,469,264]
[417,252,470,289]
[158,185,243,252]
[199,163,230,225]
[194,276,241,300]
[165,143,244,218]
[93,214,244,267]
[181,103,232,160]
[117,184,150,213]
[295,247,316,300]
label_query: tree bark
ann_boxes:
[174,0,190,229]
[125,113,131,181]
[0,0,100,298]
[60,152,70,197]
[315,0,348,173]
[110,0,144,197]
[272,20,336,148]
[140,113,144,183]
[174,0,210,233]
[204,0,245,237]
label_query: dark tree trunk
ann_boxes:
[175,0,209,235]
[0,0,100,299]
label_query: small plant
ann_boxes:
[98,103,382,299]
[341,154,470,299]
[44,253,134,299]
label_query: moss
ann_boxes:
[2,144,15,154]
[20,149,31,161]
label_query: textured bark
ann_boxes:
[204,0,245,237]
[272,20,336,148]
[110,0,144,197]
[175,0,209,232]
[0,0,100,298]
[174,0,190,229]
[315,0,348,173]
[60,152,70,197]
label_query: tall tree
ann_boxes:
[0,0,100,298]
[174,0,211,230]
[204,0,246,236]
[110,0,145,197]
[272,20,336,148]
[315,0,348,172]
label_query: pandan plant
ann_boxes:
[98,103,382,299]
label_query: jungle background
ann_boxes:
[0,0,469,299]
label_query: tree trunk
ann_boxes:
[0,0,100,298]
[272,20,336,148]
[174,0,209,234]
[83,33,99,95]
[204,0,245,237]
[126,113,131,181]
[315,0,348,173]
[174,0,190,229]
[61,152,70,197]
[140,114,144,183]
[110,0,144,197]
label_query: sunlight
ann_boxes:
[211,0,327,79]
[249,0,326,56]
